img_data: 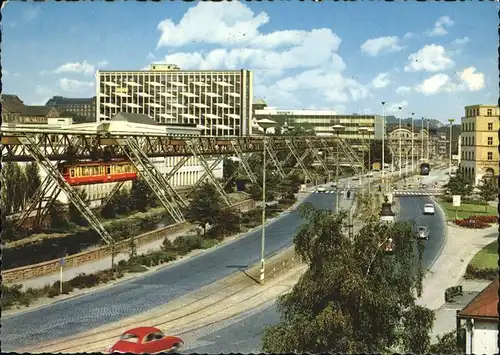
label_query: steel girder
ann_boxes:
[16,136,114,245]
[306,139,330,178]
[284,140,315,182]
[116,137,185,223]
[187,156,224,196]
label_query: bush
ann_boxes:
[162,237,174,251]
[50,280,73,295]
[465,265,497,280]
[201,238,220,249]
[67,273,100,289]
[127,264,149,273]
[173,235,203,255]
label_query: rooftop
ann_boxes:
[111,112,157,125]
[46,96,95,106]
[457,279,499,322]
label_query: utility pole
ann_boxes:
[411,112,415,173]
[421,117,425,164]
[332,124,345,210]
[398,106,402,178]
[381,101,386,192]
[426,119,430,161]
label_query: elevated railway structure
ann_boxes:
[1,121,363,248]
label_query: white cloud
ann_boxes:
[386,101,409,113]
[360,36,404,57]
[54,61,96,75]
[157,2,269,48]
[402,32,415,40]
[371,73,390,89]
[59,78,95,92]
[415,67,485,95]
[395,86,412,96]
[452,37,470,45]
[404,44,454,72]
[426,16,454,37]
[147,52,156,61]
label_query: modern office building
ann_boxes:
[96,64,253,136]
[459,104,499,184]
[46,96,97,122]
[253,106,384,140]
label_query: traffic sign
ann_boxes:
[59,258,65,266]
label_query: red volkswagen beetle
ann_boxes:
[108,327,184,354]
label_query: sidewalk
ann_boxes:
[416,223,497,311]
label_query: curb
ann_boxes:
[425,196,449,273]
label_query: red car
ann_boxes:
[108,327,184,354]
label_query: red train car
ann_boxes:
[58,160,137,186]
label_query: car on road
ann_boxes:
[423,204,435,215]
[352,176,359,180]
[317,186,326,193]
[417,226,429,239]
[108,327,183,354]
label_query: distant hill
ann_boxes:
[385,116,444,129]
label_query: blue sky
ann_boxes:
[2,1,498,123]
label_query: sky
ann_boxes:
[2,1,498,123]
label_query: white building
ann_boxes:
[457,279,499,354]
[96,64,253,136]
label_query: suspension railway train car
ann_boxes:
[58,160,137,186]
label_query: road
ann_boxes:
[182,169,449,354]
[2,188,341,351]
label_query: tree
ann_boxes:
[223,158,239,193]
[261,204,434,353]
[48,200,69,229]
[130,178,154,212]
[443,172,474,197]
[186,182,224,235]
[366,140,392,168]
[1,162,27,214]
[477,176,498,212]
[429,330,464,354]
[100,187,131,219]
[68,188,89,226]
[25,162,42,202]
[213,210,241,239]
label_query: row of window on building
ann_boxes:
[462,150,495,161]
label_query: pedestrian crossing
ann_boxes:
[314,190,337,194]
[393,190,444,196]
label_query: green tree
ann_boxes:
[186,182,224,235]
[477,176,498,212]
[223,158,239,193]
[213,210,241,239]
[68,189,89,226]
[429,330,464,354]
[130,178,154,212]
[48,200,69,230]
[261,204,433,353]
[443,172,474,197]
[1,162,28,214]
[25,162,42,202]
[101,187,131,219]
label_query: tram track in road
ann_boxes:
[27,259,305,354]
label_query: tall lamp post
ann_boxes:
[448,118,455,176]
[381,101,386,191]
[426,119,430,161]
[421,117,425,164]
[332,124,345,210]
[411,112,415,173]
[359,127,371,195]
[256,118,277,286]
[398,106,403,178]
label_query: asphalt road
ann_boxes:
[183,171,449,354]
[2,190,340,351]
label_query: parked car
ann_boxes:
[417,225,429,239]
[317,186,326,193]
[108,327,183,354]
[423,204,435,215]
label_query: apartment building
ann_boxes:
[96,64,253,136]
[253,106,384,140]
[459,104,499,184]
[46,96,96,122]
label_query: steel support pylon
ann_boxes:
[265,142,286,179]
[319,139,346,176]
[306,139,330,177]
[186,139,231,206]
[284,140,314,182]
[230,140,258,185]
[116,137,185,223]
[337,138,362,175]
[99,181,125,212]
[222,153,255,189]
[17,136,114,245]
[189,156,224,195]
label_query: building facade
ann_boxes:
[96,64,253,136]
[459,104,499,184]
[254,107,384,140]
[46,96,97,122]
[1,94,62,124]
[457,279,499,354]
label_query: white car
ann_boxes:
[417,226,429,239]
[423,204,435,215]
[317,186,326,193]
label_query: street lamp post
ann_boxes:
[332,124,345,210]
[411,112,415,173]
[448,118,455,176]
[398,107,402,178]
[381,101,386,191]
[359,127,370,195]
[426,119,430,161]
[421,117,425,164]
[256,118,277,286]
